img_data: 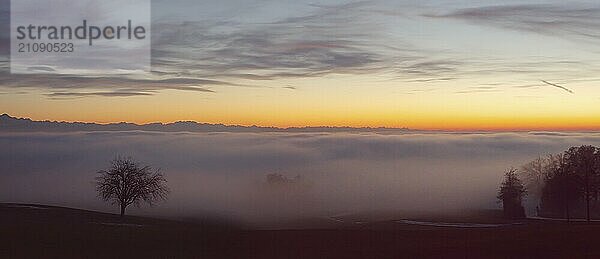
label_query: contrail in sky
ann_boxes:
[541,80,574,94]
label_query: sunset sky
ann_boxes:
[2,0,600,130]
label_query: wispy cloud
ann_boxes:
[45,91,155,99]
[0,72,220,97]
[0,1,407,97]
[428,4,600,44]
[0,0,483,97]
[2,1,600,98]
[454,87,501,94]
[150,2,392,81]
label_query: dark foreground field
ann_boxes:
[2,203,600,258]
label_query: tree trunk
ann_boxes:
[585,169,591,222]
[120,204,126,217]
[566,198,570,222]
[587,193,591,222]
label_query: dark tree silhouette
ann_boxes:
[498,168,527,219]
[524,145,600,220]
[541,157,579,221]
[95,157,169,217]
[563,145,599,222]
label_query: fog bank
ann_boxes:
[2,131,600,224]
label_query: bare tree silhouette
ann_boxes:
[498,168,527,219]
[519,154,563,215]
[95,157,169,217]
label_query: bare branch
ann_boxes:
[95,157,169,216]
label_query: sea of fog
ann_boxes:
[2,131,600,225]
